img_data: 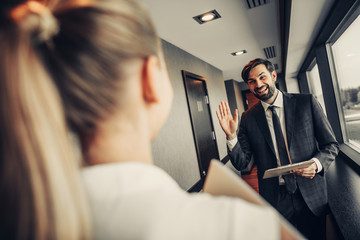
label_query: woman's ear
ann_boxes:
[140,55,173,140]
[142,56,161,104]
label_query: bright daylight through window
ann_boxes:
[331,14,360,152]
[307,63,326,116]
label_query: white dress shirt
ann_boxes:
[227,91,322,174]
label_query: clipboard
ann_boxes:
[203,159,264,205]
[203,159,304,239]
[263,159,315,179]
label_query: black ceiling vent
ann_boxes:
[263,46,276,59]
[274,63,279,70]
[245,0,269,9]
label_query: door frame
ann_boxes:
[182,70,219,177]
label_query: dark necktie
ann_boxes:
[268,106,297,193]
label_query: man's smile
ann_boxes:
[256,85,268,95]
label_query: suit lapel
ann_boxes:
[253,102,276,156]
[283,93,296,149]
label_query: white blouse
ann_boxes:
[82,162,280,240]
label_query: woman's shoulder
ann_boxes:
[81,161,181,194]
[81,162,280,240]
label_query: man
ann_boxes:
[216,58,338,239]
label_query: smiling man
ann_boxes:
[216,58,339,240]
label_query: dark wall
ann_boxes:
[225,80,247,116]
[151,40,228,190]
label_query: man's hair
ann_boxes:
[241,58,275,83]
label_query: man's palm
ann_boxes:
[216,101,239,139]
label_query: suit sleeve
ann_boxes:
[311,95,339,174]
[228,113,253,171]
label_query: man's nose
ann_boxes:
[255,79,263,88]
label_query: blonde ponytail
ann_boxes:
[0,2,90,239]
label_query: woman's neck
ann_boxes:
[85,118,153,166]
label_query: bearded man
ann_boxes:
[216,58,338,240]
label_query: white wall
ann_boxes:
[285,76,300,93]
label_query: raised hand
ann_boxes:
[216,101,239,140]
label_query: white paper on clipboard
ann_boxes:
[263,159,315,179]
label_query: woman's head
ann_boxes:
[43,0,172,139]
[0,0,172,238]
[1,1,91,239]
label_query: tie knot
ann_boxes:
[268,105,277,113]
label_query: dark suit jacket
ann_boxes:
[229,92,339,216]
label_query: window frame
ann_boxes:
[296,0,360,170]
[326,7,360,162]
[305,60,327,115]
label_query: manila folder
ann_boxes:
[203,159,304,240]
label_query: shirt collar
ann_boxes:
[260,90,283,111]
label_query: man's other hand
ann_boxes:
[292,163,318,179]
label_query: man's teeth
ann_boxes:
[257,87,267,93]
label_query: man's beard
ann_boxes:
[253,83,276,101]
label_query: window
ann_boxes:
[329,14,360,152]
[306,62,327,115]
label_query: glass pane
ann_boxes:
[306,63,327,115]
[331,14,360,151]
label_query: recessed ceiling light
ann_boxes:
[231,50,247,56]
[193,10,221,24]
[201,13,215,22]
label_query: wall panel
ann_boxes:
[151,40,227,190]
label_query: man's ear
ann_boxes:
[142,56,161,104]
[272,70,277,82]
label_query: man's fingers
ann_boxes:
[225,102,231,115]
[303,173,315,179]
[295,168,316,179]
[216,110,221,121]
[234,109,238,121]
[221,101,227,117]
[218,104,223,118]
[291,163,317,179]
[219,102,225,117]
[218,101,236,121]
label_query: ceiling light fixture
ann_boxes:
[193,10,221,24]
[201,13,215,22]
[231,50,247,56]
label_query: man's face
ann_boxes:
[246,64,277,103]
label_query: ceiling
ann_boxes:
[142,0,335,86]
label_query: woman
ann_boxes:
[0,0,295,239]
